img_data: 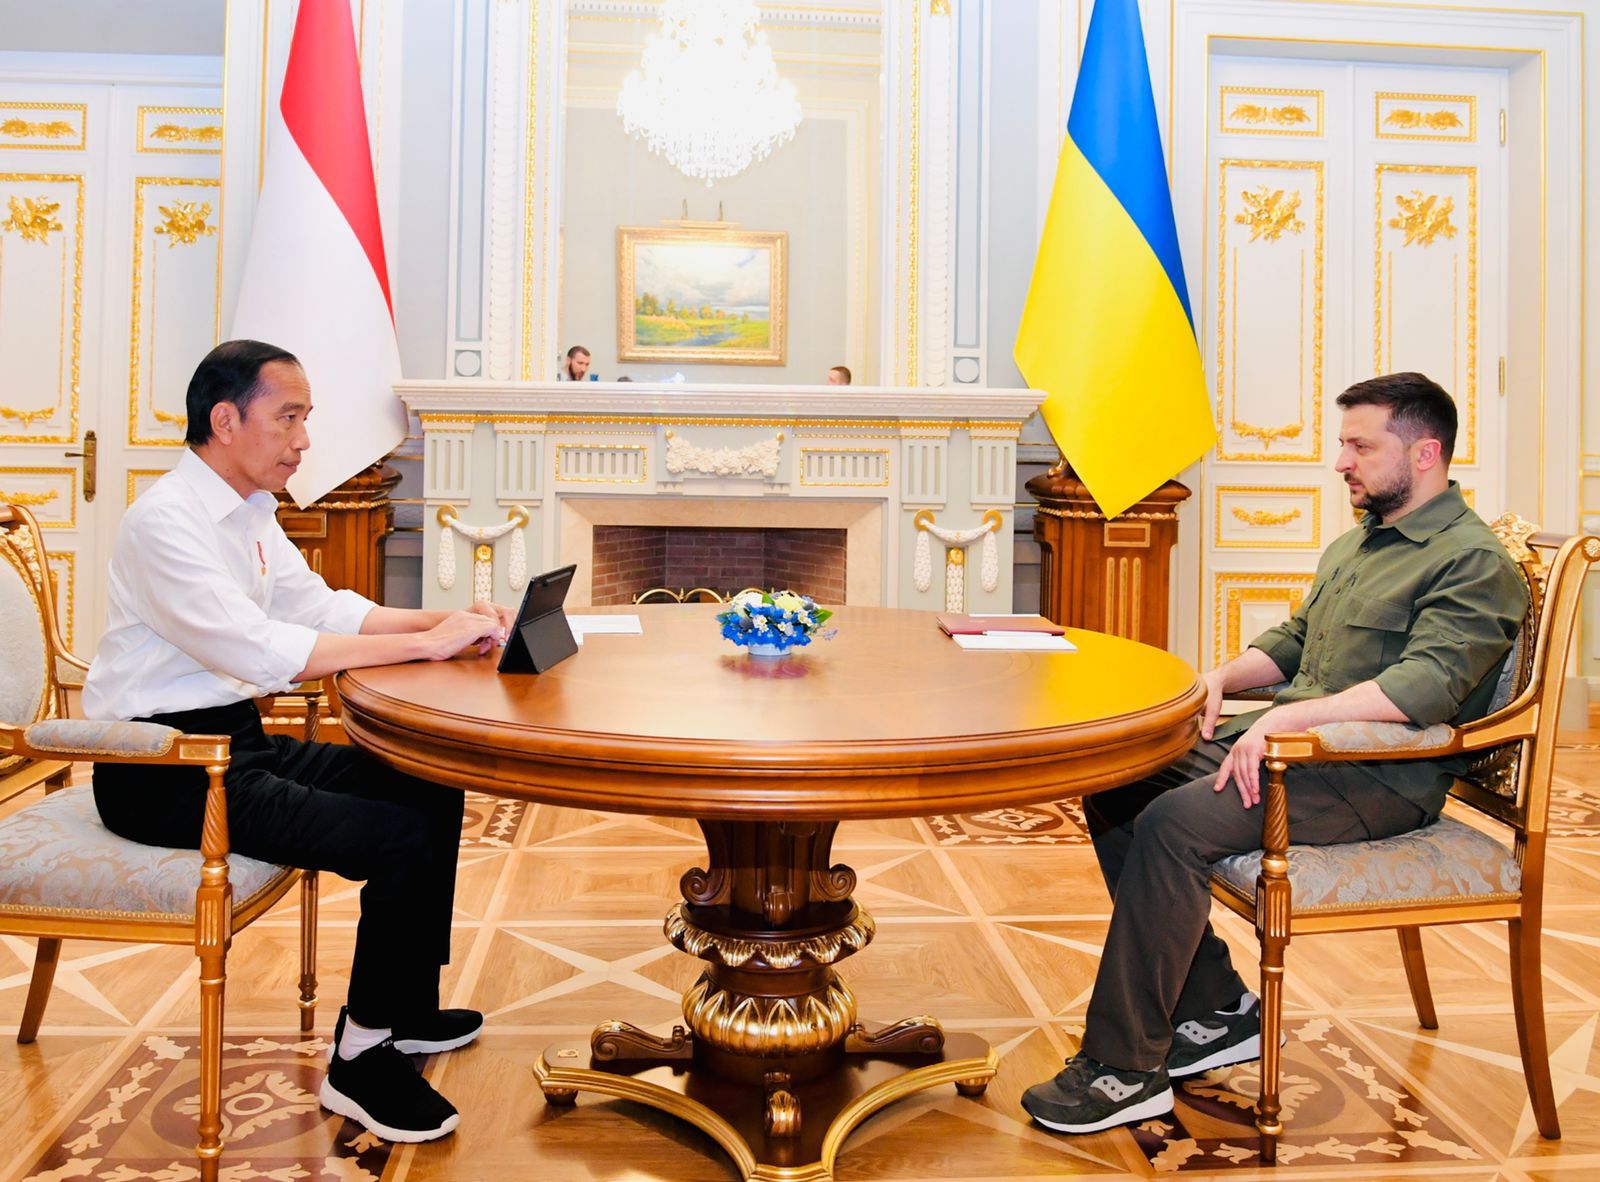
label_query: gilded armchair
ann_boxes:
[1209,523,1596,1162]
[0,503,319,1182]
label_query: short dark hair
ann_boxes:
[1335,371,1457,464]
[566,345,590,359]
[830,365,852,384]
[185,339,301,446]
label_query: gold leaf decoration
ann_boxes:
[1384,109,1463,131]
[0,118,74,140]
[1231,420,1304,446]
[0,488,59,507]
[0,405,57,425]
[152,407,188,426]
[1230,103,1312,127]
[1,195,63,243]
[1232,506,1302,527]
[153,200,216,247]
[1234,186,1305,243]
[150,123,223,144]
[1388,190,1457,247]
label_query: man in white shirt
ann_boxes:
[85,340,512,1144]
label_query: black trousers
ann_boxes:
[93,700,465,1029]
[1077,737,1429,1071]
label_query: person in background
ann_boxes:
[559,345,593,381]
[827,365,851,386]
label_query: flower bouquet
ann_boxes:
[716,590,834,656]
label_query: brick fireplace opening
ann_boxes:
[591,526,847,606]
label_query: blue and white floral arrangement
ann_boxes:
[716,590,834,655]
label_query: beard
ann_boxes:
[1348,469,1413,520]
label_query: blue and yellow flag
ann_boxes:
[1014,0,1216,519]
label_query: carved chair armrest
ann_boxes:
[53,651,89,687]
[0,721,235,859]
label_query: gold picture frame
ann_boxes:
[616,224,787,366]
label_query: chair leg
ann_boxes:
[298,871,319,1035]
[1396,927,1439,1030]
[17,938,62,1043]
[196,943,226,1182]
[1509,918,1561,1139]
[1256,932,1287,1164]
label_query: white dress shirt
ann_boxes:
[83,448,376,720]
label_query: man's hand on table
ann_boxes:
[417,609,505,660]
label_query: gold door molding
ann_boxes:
[1374,163,1477,465]
[1213,485,1321,550]
[126,467,172,506]
[128,177,222,446]
[1375,92,1476,143]
[1215,159,1325,462]
[0,102,87,150]
[1219,87,1324,138]
[0,174,84,444]
[0,467,76,529]
[137,106,223,154]
[1214,571,1315,664]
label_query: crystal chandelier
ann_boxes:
[616,0,802,186]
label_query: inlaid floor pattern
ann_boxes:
[6,753,1600,1182]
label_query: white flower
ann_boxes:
[772,591,805,613]
[730,590,764,613]
[776,621,794,635]
[752,616,770,631]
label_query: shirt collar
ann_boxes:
[175,448,278,524]
[1362,481,1469,543]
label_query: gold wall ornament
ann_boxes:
[2,195,63,243]
[1230,420,1304,446]
[1229,103,1311,127]
[153,200,217,247]
[0,119,74,140]
[0,404,58,426]
[1384,109,1463,131]
[930,0,951,12]
[0,488,58,507]
[149,123,222,144]
[1235,186,1305,243]
[1232,506,1302,527]
[1389,190,1457,247]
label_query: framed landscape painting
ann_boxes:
[616,225,787,366]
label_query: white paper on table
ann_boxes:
[951,632,1077,652]
[567,614,643,639]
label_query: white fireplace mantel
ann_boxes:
[401,381,1043,611]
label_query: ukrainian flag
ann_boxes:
[1014,0,1216,519]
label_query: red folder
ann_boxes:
[936,614,1066,637]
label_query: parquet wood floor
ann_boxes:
[6,747,1600,1181]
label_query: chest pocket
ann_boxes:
[1341,594,1412,676]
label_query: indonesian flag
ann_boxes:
[231,0,407,507]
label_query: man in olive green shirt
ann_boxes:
[1023,373,1527,1137]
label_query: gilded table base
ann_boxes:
[534,1031,998,1182]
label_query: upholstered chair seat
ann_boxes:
[1212,815,1521,913]
[0,786,294,920]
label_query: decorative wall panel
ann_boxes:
[126,467,170,506]
[1374,163,1477,463]
[800,448,889,488]
[0,467,76,528]
[555,444,648,484]
[1215,159,1324,462]
[1213,484,1320,550]
[1214,571,1315,664]
[494,425,543,502]
[46,550,74,650]
[969,437,1015,504]
[901,437,947,504]
[0,174,82,444]
[128,176,221,445]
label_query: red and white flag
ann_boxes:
[232,0,406,507]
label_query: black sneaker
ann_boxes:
[320,1009,460,1142]
[1167,993,1265,1079]
[393,1009,484,1055]
[1021,1052,1174,1134]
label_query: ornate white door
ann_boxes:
[0,68,219,658]
[1202,55,1507,667]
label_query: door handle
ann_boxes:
[63,429,96,502]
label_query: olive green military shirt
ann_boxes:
[1214,483,1528,812]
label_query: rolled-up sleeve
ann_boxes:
[118,505,319,691]
[268,528,376,634]
[1373,549,1528,726]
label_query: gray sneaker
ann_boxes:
[1167,993,1264,1079]
[1021,1052,1174,1134]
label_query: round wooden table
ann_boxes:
[338,605,1203,1181]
